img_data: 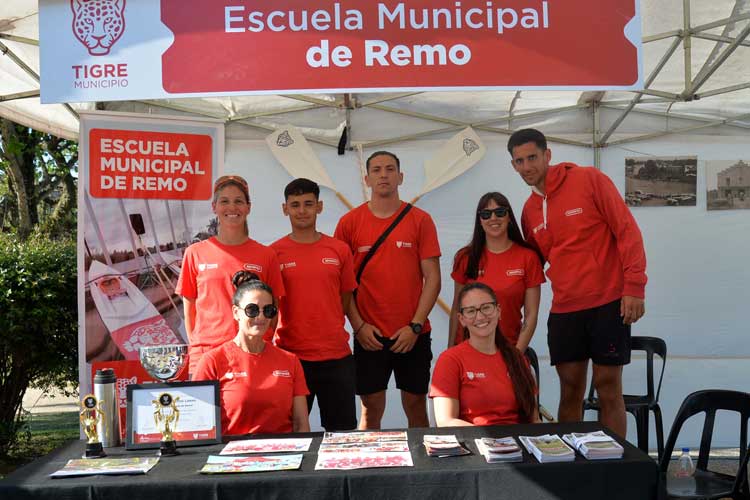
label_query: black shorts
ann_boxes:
[547,299,631,366]
[353,332,432,396]
[300,355,357,431]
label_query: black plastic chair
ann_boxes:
[524,347,554,422]
[658,389,750,500]
[583,336,667,458]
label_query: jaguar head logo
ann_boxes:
[71,0,126,56]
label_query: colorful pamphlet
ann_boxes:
[319,441,410,454]
[423,435,470,457]
[562,431,624,460]
[321,431,408,444]
[220,438,313,455]
[314,452,414,470]
[474,437,523,463]
[316,430,412,469]
[199,454,304,474]
[50,457,159,478]
[519,434,575,463]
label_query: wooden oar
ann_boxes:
[407,127,486,315]
[266,125,355,210]
[410,127,486,204]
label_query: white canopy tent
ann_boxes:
[2,0,750,447]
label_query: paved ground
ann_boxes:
[22,386,79,414]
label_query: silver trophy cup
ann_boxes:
[139,344,188,381]
[138,344,188,456]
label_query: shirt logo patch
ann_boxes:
[506,269,525,277]
[281,262,297,270]
[565,208,583,217]
[322,258,340,266]
[357,246,372,253]
[478,269,485,277]
[244,263,262,273]
[273,370,291,378]
[466,371,475,380]
[223,371,248,380]
[532,223,545,234]
[198,263,218,271]
[396,241,412,248]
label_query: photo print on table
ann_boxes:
[706,160,750,210]
[625,156,697,207]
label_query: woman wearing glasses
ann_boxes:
[193,273,310,435]
[430,283,538,426]
[448,192,544,351]
[176,175,285,374]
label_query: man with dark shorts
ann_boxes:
[335,151,441,429]
[507,129,647,437]
[272,178,358,430]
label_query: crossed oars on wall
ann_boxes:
[265,125,486,316]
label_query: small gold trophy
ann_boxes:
[139,344,187,457]
[152,392,180,456]
[80,394,107,458]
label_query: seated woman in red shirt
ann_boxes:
[193,272,310,435]
[430,282,539,426]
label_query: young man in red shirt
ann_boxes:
[272,178,358,431]
[507,129,647,438]
[335,151,442,429]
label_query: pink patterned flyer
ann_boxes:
[220,438,313,455]
[314,452,414,470]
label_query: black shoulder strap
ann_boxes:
[356,203,413,284]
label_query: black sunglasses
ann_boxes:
[243,303,278,319]
[478,207,509,220]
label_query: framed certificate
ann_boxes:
[125,381,221,450]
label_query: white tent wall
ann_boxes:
[223,131,749,449]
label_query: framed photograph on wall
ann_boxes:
[126,380,221,450]
[625,156,697,207]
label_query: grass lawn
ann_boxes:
[0,411,79,479]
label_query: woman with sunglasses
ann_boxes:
[193,272,310,435]
[448,192,544,352]
[430,283,538,426]
[177,175,285,374]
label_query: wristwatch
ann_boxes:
[409,322,423,335]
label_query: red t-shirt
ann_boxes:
[334,202,441,338]
[193,340,309,436]
[451,244,545,345]
[271,234,357,362]
[176,237,285,372]
[429,341,521,426]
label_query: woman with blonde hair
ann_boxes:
[177,175,285,374]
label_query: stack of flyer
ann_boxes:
[315,431,413,470]
[562,431,624,460]
[50,457,159,478]
[519,434,576,463]
[423,435,470,457]
[474,437,523,463]
[199,438,312,474]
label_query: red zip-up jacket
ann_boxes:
[520,163,647,313]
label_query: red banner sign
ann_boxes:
[161,0,640,93]
[89,129,213,200]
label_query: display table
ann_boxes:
[0,422,663,500]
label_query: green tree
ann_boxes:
[0,235,78,456]
[0,118,78,240]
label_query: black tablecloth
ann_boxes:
[0,422,663,500]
